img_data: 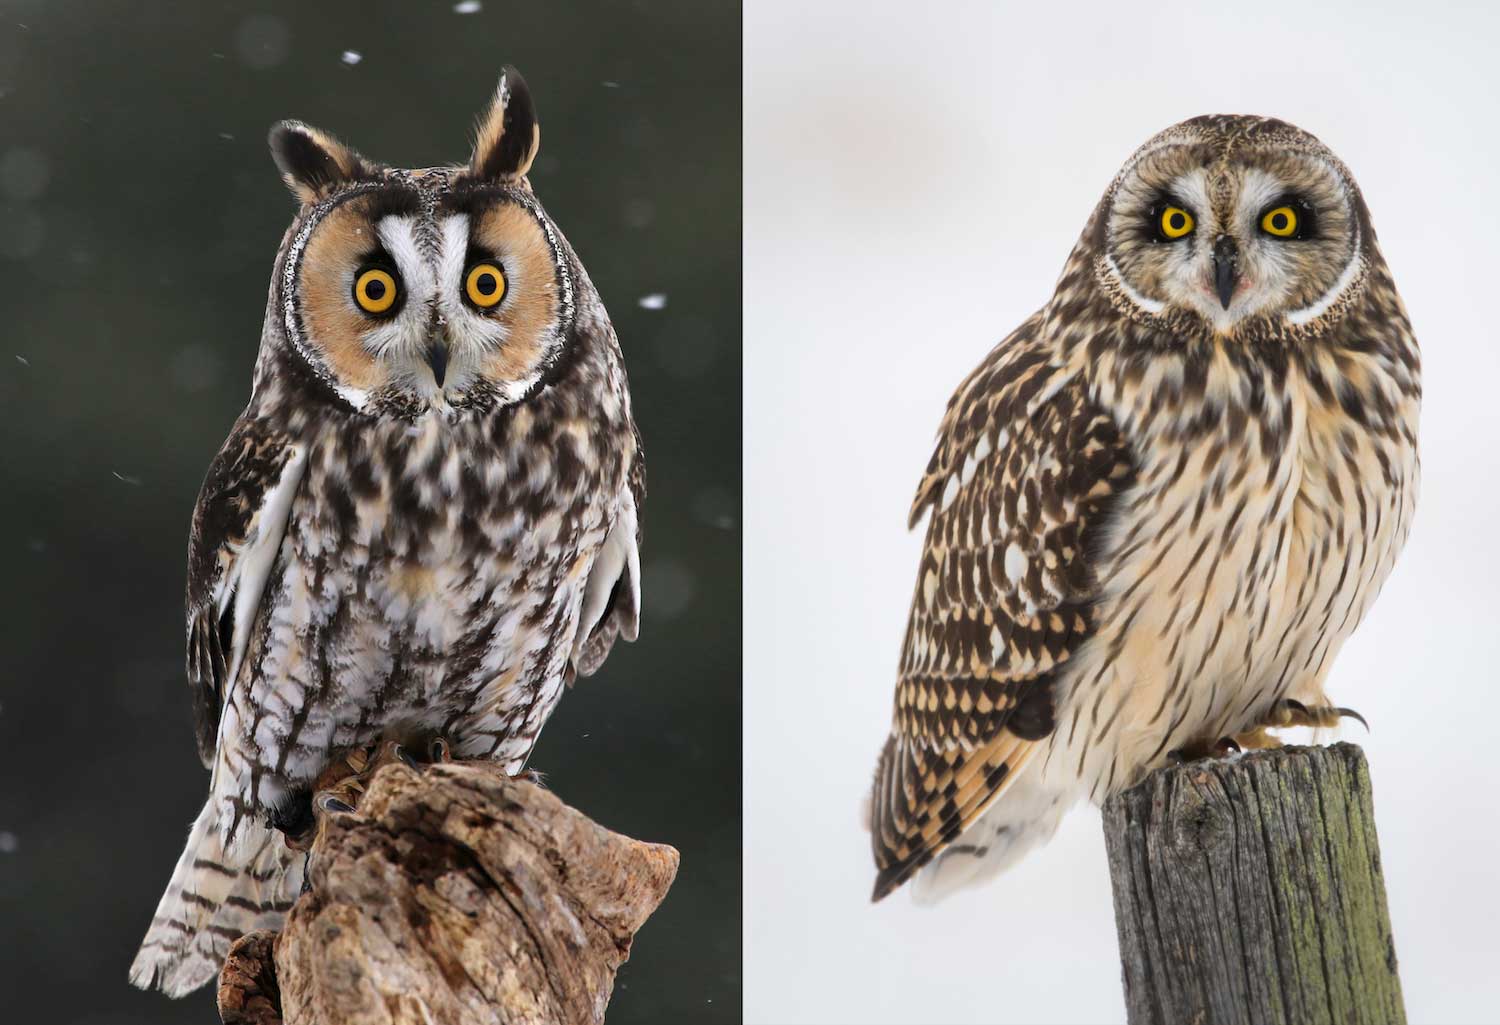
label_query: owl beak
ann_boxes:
[425,340,450,388]
[1212,235,1239,310]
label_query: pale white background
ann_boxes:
[744,2,1500,1022]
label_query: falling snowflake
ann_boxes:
[453,1,482,12]
[341,50,363,65]
[637,293,667,310]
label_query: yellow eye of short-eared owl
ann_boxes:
[353,267,398,314]
[465,262,507,308]
[1261,206,1298,237]
[1159,206,1194,240]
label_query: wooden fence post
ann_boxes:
[1101,743,1404,1025]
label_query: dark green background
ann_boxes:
[0,2,740,1021]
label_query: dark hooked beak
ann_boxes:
[1212,235,1239,310]
[426,339,449,388]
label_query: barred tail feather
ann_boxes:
[908,765,1074,906]
[129,799,303,997]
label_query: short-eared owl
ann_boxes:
[131,68,644,994]
[869,116,1420,902]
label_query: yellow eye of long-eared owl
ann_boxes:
[1261,205,1298,237]
[352,267,398,314]
[465,262,507,309]
[1158,205,1194,240]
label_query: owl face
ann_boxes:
[1095,116,1371,341]
[267,68,573,417]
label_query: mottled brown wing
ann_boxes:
[184,413,308,767]
[870,312,1134,900]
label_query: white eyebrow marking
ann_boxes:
[376,216,436,298]
[437,214,470,296]
[354,217,438,360]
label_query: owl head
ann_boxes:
[1089,115,1376,343]
[264,67,577,417]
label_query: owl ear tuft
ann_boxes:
[469,66,540,182]
[268,121,367,204]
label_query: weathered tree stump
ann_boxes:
[1102,743,1404,1025]
[217,762,679,1025]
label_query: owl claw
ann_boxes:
[316,793,355,815]
[284,736,458,851]
[1270,699,1369,731]
[277,789,354,851]
[276,737,460,853]
[1336,706,1370,731]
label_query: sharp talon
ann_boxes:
[316,794,355,815]
[1336,706,1370,731]
[394,744,420,770]
[1217,737,1241,754]
[429,738,451,763]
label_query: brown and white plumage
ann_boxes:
[132,68,644,995]
[870,115,1420,902]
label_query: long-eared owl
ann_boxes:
[130,68,645,995]
[868,115,1420,903]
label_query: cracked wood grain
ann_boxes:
[216,762,679,1025]
[1102,743,1404,1025]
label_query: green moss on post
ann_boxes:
[1102,744,1405,1025]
